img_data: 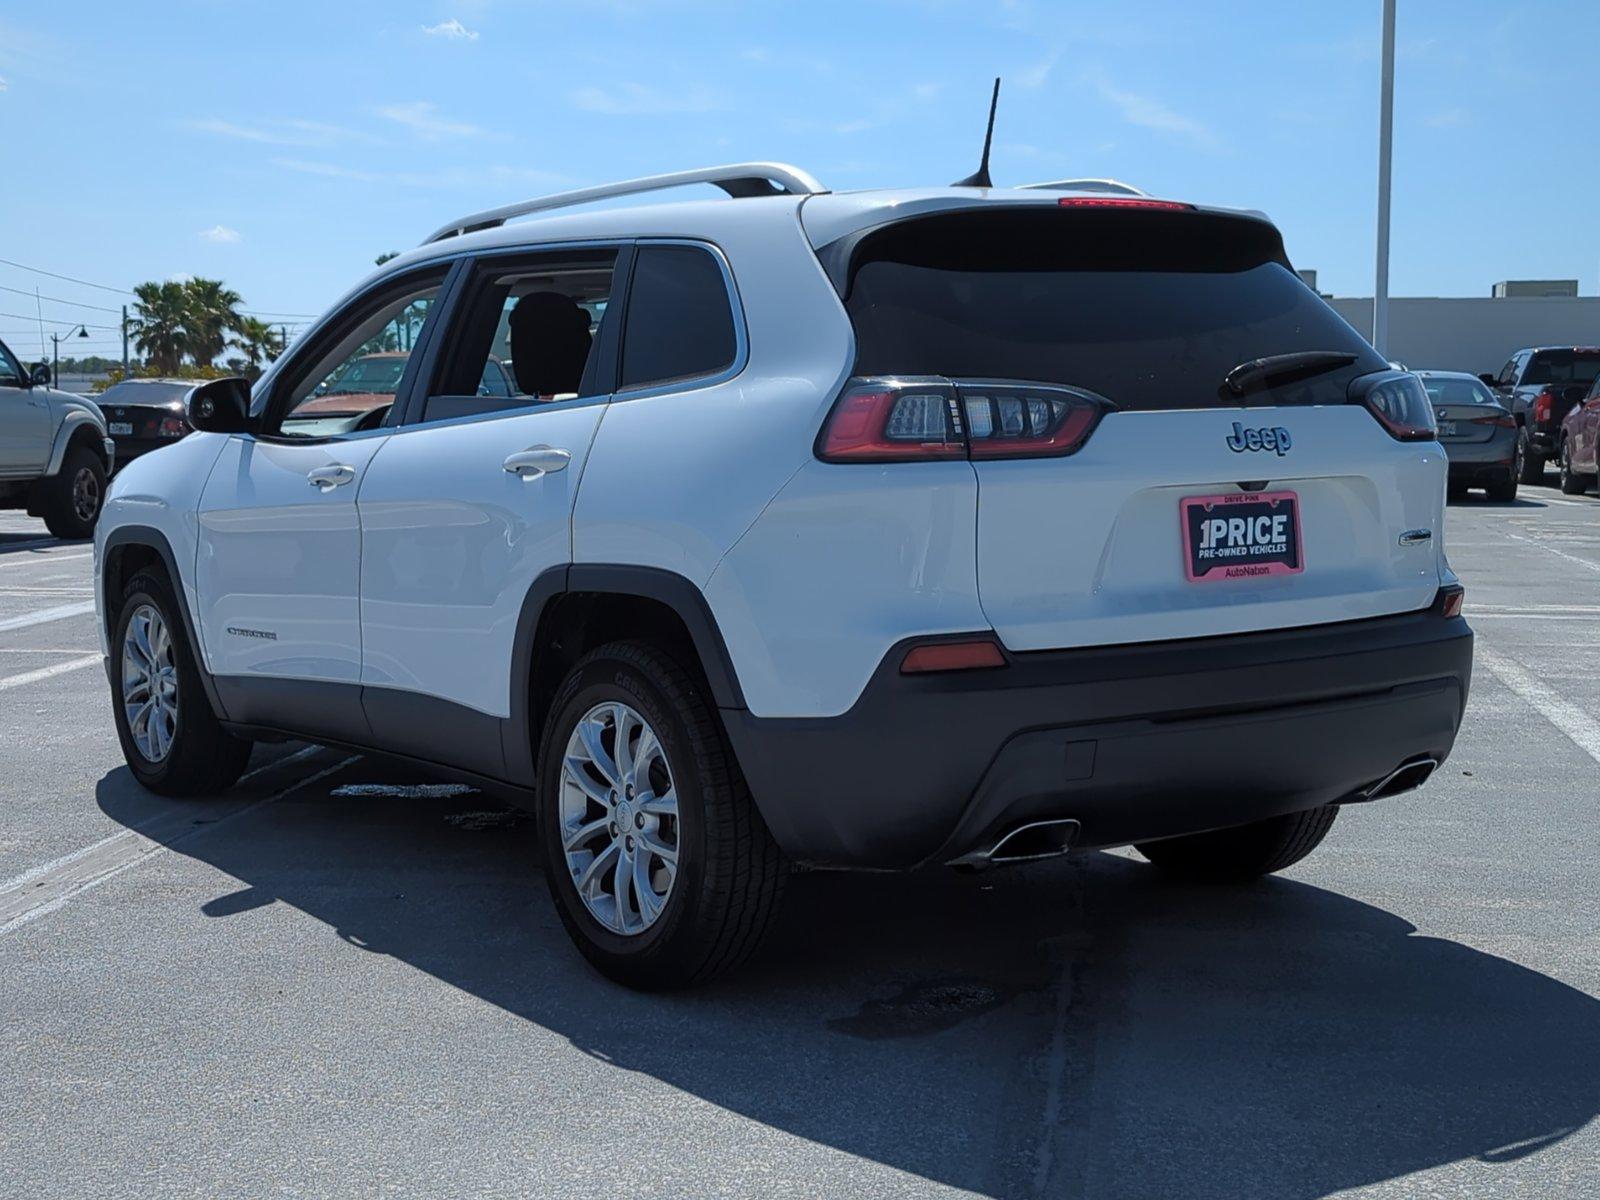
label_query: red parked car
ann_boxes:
[1557,377,1600,495]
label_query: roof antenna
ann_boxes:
[951,77,1001,188]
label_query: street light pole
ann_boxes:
[50,324,90,389]
[1373,0,1397,358]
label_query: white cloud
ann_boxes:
[1090,76,1216,149]
[570,82,719,116]
[373,101,486,140]
[1423,108,1467,128]
[422,18,478,40]
[198,224,241,244]
[1017,52,1058,89]
[0,76,8,92]
[273,158,568,190]
[188,117,369,147]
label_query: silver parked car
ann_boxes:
[1418,370,1520,501]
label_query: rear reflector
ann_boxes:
[817,377,1109,464]
[1436,584,1465,618]
[1056,197,1193,211]
[900,639,1007,674]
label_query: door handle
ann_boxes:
[503,445,572,480]
[1398,528,1433,547]
[306,463,357,491]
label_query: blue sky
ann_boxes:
[1,0,1596,358]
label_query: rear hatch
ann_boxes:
[828,204,1446,651]
[1422,374,1511,444]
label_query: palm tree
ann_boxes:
[182,278,244,367]
[234,317,280,377]
[127,282,188,375]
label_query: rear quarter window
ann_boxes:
[619,244,738,390]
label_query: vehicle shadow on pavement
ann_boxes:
[97,762,1599,1200]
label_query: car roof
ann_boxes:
[1415,370,1483,380]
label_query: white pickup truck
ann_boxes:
[0,336,114,538]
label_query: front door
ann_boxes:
[194,265,449,735]
[356,246,621,775]
[0,340,50,474]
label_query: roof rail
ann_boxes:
[422,162,827,244]
[1018,177,1149,197]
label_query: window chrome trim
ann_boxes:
[611,238,749,402]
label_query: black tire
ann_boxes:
[537,640,786,989]
[1135,805,1338,883]
[39,445,105,539]
[110,570,253,796]
[1517,430,1546,484]
[1485,470,1518,502]
[1558,438,1593,496]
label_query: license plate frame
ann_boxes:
[1438,420,1457,436]
[1181,490,1303,583]
[108,422,133,436]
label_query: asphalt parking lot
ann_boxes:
[1,491,1597,1200]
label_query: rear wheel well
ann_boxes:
[69,424,109,468]
[528,591,711,758]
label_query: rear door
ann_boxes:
[841,205,1443,651]
[355,245,622,770]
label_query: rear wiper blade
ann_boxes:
[1223,351,1359,398]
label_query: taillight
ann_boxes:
[158,416,188,438]
[1533,389,1554,424]
[1055,197,1194,211]
[816,377,1108,464]
[1348,370,1437,441]
[1435,584,1465,619]
[815,379,964,462]
[1471,413,1516,429]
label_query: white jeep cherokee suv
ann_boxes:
[96,164,1473,988]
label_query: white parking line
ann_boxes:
[1476,645,1600,766]
[0,600,96,632]
[0,548,93,568]
[1501,529,1600,575]
[0,750,357,936]
[0,653,102,691]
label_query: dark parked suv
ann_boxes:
[1484,347,1600,483]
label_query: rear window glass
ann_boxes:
[620,244,737,390]
[841,209,1385,411]
[1523,350,1600,387]
[1421,377,1497,405]
[97,381,192,406]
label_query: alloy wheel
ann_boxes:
[72,466,100,524]
[559,701,680,935]
[122,603,179,762]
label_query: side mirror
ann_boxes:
[1478,373,1497,387]
[186,376,255,434]
[29,362,51,387]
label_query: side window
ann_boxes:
[419,249,617,424]
[0,340,23,387]
[1495,357,1517,387]
[271,273,446,439]
[619,244,738,391]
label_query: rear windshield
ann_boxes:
[96,381,191,406]
[1421,377,1497,406]
[1523,350,1600,387]
[840,209,1386,411]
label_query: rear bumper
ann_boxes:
[725,607,1472,869]
[1443,432,1516,474]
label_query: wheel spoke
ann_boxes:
[576,719,620,788]
[574,839,620,897]
[562,757,613,806]
[638,828,677,865]
[611,704,639,781]
[632,853,662,923]
[562,815,611,854]
[631,725,661,783]
[638,787,677,818]
[613,846,636,929]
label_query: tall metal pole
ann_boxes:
[50,333,59,389]
[1373,0,1396,358]
[121,304,129,377]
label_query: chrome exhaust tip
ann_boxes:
[949,818,1080,869]
[1359,756,1439,802]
